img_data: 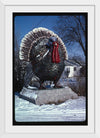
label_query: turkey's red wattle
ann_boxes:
[52,42,60,63]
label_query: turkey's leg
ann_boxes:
[39,81,46,89]
[53,79,63,88]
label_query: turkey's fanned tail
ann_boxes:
[19,27,68,61]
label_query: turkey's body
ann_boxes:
[31,45,65,83]
[19,27,68,88]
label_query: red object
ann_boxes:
[52,42,60,63]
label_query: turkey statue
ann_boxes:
[19,27,68,89]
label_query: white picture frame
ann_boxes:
[0,0,99,137]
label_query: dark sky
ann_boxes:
[14,15,85,59]
[14,15,58,40]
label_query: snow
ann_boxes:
[15,95,86,122]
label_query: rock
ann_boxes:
[20,87,78,105]
[35,87,78,105]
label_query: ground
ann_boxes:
[15,95,86,122]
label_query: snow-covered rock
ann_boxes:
[36,87,78,105]
[20,87,78,105]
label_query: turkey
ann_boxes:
[19,27,68,89]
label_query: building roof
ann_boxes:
[64,60,81,67]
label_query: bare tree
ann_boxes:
[69,55,85,66]
[54,15,86,56]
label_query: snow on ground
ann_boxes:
[15,95,86,122]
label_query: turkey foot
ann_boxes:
[54,83,63,88]
[39,82,46,90]
[39,86,46,90]
[54,85,63,88]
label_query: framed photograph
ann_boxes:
[13,12,88,126]
[0,0,98,137]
